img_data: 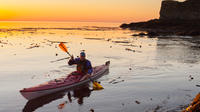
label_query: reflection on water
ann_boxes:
[70,85,92,105]
[0,22,200,112]
[156,37,200,64]
[23,85,92,112]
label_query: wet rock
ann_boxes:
[132,32,153,37]
[120,19,200,36]
[188,31,200,36]
[121,44,138,47]
[190,45,200,50]
[160,0,200,20]
[125,48,142,53]
[175,31,200,36]
[138,33,147,37]
[135,100,140,104]
[196,85,200,87]
[189,75,194,81]
[107,39,111,41]
[132,34,139,36]
[27,44,40,49]
[120,23,129,29]
[90,108,94,112]
[112,41,130,44]
[109,77,124,84]
[125,48,135,52]
[46,40,68,44]
[112,80,124,84]
[84,38,104,40]
[109,79,116,84]
[147,31,159,37]
[154,105,161,112]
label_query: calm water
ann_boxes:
[0,21,200,112]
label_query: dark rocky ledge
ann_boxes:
[120,0,200,36]
[120,19,200,36]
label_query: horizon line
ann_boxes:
[0,20,131,23]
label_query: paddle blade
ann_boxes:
[93,81,104,90]
[59,42,68,53]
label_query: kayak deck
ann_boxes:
[20,61,110,100]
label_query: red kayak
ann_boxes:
[20,61,110,100]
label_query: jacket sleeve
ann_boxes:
[68,58,79,65]
[86,60,93,75]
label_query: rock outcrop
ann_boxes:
[160,0,200,20]
[120,0,200,36]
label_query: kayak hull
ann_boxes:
[20,61,110,100]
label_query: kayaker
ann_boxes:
[68,52,93,81]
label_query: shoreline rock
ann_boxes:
[120,19,200,36]
[120,0,200,36]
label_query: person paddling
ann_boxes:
[68,52,93,81]
[59,42,103,89]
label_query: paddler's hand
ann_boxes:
[70,55,74,60]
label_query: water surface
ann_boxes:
[0,21,200,112]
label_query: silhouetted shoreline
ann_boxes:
[120,19,200,36]
[120,0,200,36]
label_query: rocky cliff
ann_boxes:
[120,0,200,36]
[160,0,200,20]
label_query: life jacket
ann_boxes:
[76,60,88,74]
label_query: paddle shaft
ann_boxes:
[66,51,72,58]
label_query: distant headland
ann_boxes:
[120,0,200,36]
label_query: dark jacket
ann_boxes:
[68,58,93,75]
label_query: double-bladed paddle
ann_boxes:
[58,42,103,90]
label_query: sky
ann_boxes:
[0,0,185,22]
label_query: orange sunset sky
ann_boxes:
[0,0,185,22]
